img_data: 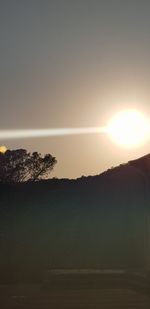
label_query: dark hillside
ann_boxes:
[0,154,150,283]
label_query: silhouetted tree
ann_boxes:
[0,149,57,183]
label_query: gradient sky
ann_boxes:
[1,0,150,178]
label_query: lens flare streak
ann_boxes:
[0,127,108,140]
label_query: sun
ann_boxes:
[107,110,150,148]
[0,146,7,153]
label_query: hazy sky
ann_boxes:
[1,0,150,178]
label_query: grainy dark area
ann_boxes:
[0,154,150,308]
[0,273,150,309]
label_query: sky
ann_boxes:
[1,0,150,178]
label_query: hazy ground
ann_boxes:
[0,273,150,309]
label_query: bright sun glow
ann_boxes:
[0,146,7,153]
[107,110,150,148]
[0,110,150,150]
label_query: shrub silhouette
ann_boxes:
[0,148,57,183]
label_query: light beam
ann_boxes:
[0,127,108,140]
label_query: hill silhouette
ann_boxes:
[0,153,150,283]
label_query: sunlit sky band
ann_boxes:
[0,127,109,140]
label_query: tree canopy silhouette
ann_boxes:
[0,149,57,183]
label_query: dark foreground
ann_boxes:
[1,272,150,309]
